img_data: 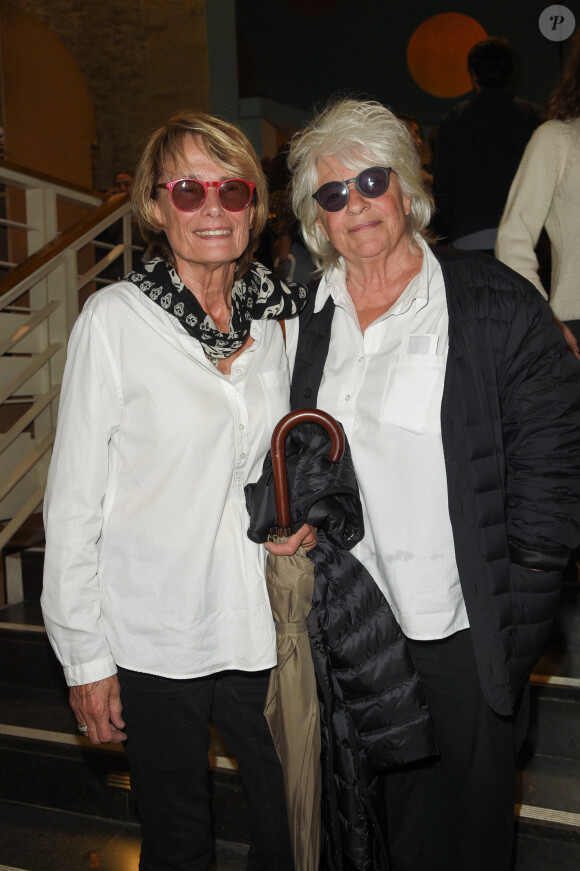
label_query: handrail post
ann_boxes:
[0,176,131,578]
[122,212,133,276]
[44,249,78,426]
[63,248,80,337]
[26,186,58,255]
[22,185,59,503]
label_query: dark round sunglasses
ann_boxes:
[313,166,392,212]
[156,177,256,213]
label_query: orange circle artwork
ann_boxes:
[407,13,488,98]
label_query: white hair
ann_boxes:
[288,99,434,272]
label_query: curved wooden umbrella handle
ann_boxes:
[270,408,345,533]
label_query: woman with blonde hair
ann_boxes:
[42,110,313,871]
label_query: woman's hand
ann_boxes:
[70,674,127,745]
[265,523,318,555]
[555,317,580,360]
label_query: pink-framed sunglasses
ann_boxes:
[156,177,256,213]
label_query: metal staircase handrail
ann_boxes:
[0,169,137,587]
[0,486,46,553]
[0,385,61,457]
[0,300,60,357]
[0,345,61,407]
[0,431,55,505]
[0,159,105,206]
[0,194,131,310]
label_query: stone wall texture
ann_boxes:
[5,0,210,189]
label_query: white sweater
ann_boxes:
[496,118,580,321]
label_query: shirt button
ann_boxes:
[236,368,243,375]
[345,394,351,401]
[239,423,245,430]
[240,452,246,459]
[358,356,364,363]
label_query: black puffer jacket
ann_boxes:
[246,422,437,871]
[290,246,580,716]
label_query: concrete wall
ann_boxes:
[0,2,96,186]
[4,0,212,189]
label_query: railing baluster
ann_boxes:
[0,162,134,573]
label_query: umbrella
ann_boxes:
[264,408,345,871]
[247,416,437,871]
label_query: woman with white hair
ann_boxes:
[285,99,580,871]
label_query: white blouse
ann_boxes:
[286,241,468,640]
[42,282,290,686]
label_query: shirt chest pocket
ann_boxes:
[381,354,446,435]
[259,369,291,427]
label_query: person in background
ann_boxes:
[395,111,433,189]
[285,98,580,871]
[41,110,313,871]
[496,30,580,360]
[433,36,542,254]
[395,112,423,149]
[257,142,314,285]
[104,170,135,199]
[100,169,147,274]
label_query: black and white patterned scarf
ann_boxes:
[126,259,308,363]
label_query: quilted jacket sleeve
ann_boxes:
[500,281,580,565]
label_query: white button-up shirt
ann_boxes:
[286,240,469,640]
[42,282,290,686]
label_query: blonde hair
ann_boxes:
[288,99,434,272]
[132,111,268,275]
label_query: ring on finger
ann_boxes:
[77,723,89,732]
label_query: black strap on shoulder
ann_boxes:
[290,283,335,410]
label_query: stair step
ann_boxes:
[527,684,580,760]
[532,674,580,690]
[0,728,249,842]
[0,799,248,871]
[0,601,44,629]
[1,514,44,553]
[0,624,65,693]
[514,827,580,870]
[537,586,580,668]
[0,683,135,822]
[517,804,580,832]
[0,683,72,732]
[20,548,44,601]
[0,681,249,846]
[0,729,137,823]
[1,571,577,864]
[517,753,580,825]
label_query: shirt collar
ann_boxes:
[314,236,439,318]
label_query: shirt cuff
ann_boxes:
[63,655,118,687]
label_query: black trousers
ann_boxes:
[383,629,517,871]
[117,666,294,871]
